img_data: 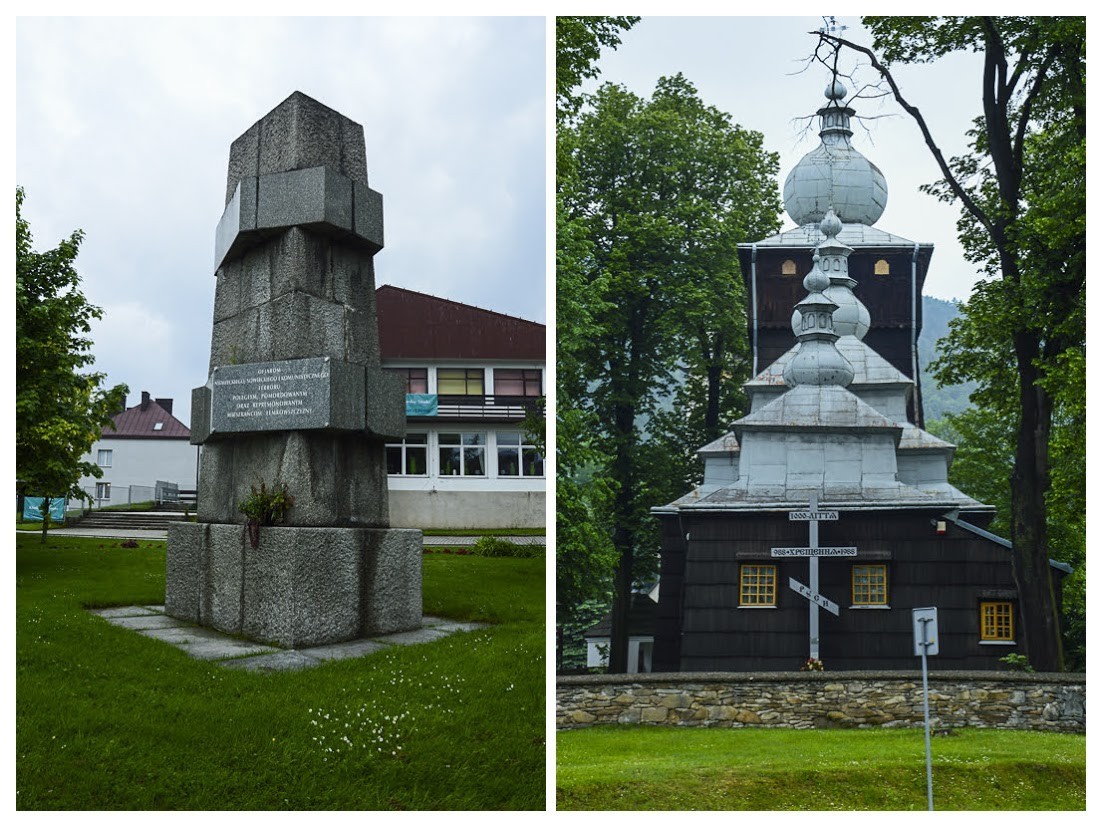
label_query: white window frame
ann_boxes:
[438,432,487,477]
[495,431,544,478]
[385,434,429,477]
[97,449,113,468]
[95,482,111,500]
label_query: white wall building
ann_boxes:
[77,391,196,508]
[377,286,545,530]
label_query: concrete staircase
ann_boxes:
[70,510,195,532]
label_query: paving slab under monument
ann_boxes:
[88,605,487,672]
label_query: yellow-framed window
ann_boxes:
[739,564,777,606]
[852,564,888,605]
[980,601,1014,641]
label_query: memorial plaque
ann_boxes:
[211,357,333,434]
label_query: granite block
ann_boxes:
[365,366,407,440]
[225,125,260,205]
[196,433,389,526]
[240,526,421,647]
[361,529,423,634]
[201,525,245,635]
[190,385,211,445]
[353,182,384,251]
[212,258,242,322]
[215,167,381,270]
[256,92,368,184]
[165,523,203,622]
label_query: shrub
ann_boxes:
[470,535,542,559]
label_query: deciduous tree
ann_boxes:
[16,187,127,541]
[562,74,781,672]
[819,17,1085,670]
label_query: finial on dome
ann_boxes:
[824,78,847,102]
[803,253,830,294]
[819,207,843,239]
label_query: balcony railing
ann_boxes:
[405,394,539,421]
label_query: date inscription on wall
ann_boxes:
[211,358,332,434]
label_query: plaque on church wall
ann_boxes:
[210,357,334,434]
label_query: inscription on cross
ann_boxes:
[771,493,854,661]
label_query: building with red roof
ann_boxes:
[77,391,196,507]
[377,285,545,529]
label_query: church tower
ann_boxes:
[736,79,931,426]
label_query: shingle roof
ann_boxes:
[103,397,190,439]
[376,285,545,361]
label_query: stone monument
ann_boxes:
[165,91,422,647]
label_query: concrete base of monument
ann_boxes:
[165,522,422,648]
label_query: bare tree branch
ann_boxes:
[814,30,996,240]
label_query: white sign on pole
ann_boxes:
[788,578,840,616]
[771,546,857,557]
[788,510,839,521]
[912,607,940,657]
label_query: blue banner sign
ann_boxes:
[22,497,66,522]
[405,394,438,416]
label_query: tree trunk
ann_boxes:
[608,397,637,674]
[1010,330,1063,671]
[40,496,51,544]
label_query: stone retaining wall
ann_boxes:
[557,672,1085,732]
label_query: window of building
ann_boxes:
[385,434,428,476]
[781,259,798,276]
[437,368,484,396]
[852,564,888,606]
[493,368,542,398]
[97,449,113,468]
[439,432,486,476]
[153,422,164,431]
[874,258,891,275]
[497,432,544,477]
[390,368,428,394]
[95,482,111,500]
[980,601,1015,641]
[739,564,777,607]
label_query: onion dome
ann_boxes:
[782,230,855,389]
[791,208,870,339]
[783,79,888,227]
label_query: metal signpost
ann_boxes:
[912,607,939,811]
[773,494,846,661]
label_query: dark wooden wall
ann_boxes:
[738,245,931,425]
[656,509,1021,672]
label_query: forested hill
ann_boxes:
[918,295,976,421]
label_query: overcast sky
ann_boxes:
[16,12,1053,430]
[16,15,546,426]
[579,15,992,305]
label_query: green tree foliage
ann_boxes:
[556,16,640,126]
[16,187,128,541]
[555,17,638,670]
[561,73,781,672]
[822,17,1085,670]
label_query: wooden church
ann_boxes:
[651,78,1068,672]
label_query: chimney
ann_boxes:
[141,391,151,411]
[117,395,127,415]
[155,397,174,415]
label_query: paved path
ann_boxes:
[90,605,488,672]
[19,527,545,545]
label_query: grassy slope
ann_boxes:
[558,726,1085,810]
[16,536,544,810]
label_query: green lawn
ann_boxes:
[16,535,545,810]
[558,725,1086,810]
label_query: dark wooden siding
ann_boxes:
[661,510,1020,672]
[653,518,687,672]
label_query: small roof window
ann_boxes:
[153,422,164,431]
